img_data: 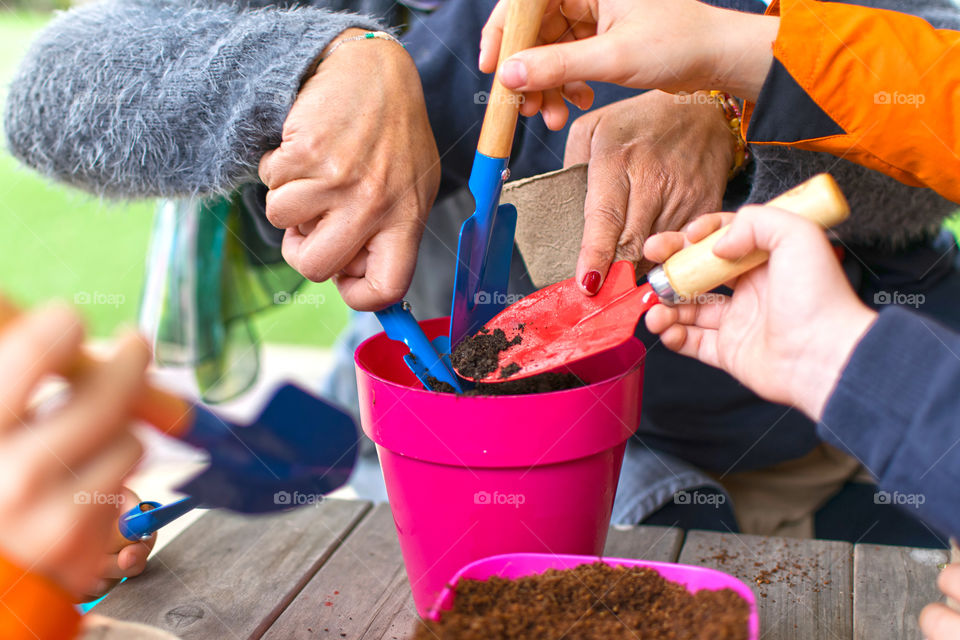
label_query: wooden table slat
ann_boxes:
[100,498,950,640]
[262,502,415,640]
[852,543,948,640]
[603,524,684,562]
[677,530,853,640]
[96,499,372,640]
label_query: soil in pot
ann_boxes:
[441,325,583,396]
[411,562,750,640]
[451,326,524,380]
[426,371,584,396]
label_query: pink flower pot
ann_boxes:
[354,317,644,615]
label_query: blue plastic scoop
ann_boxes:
[376,302,462,392]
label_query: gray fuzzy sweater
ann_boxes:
[4,0,382,197]
[5,0,960,247]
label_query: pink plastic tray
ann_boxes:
[428,552,759,639]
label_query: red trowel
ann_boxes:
[459,174,850,382]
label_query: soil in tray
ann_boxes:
[411,562,750,640]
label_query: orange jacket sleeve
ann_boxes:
[0,552,80,640]
[742,0,960,204]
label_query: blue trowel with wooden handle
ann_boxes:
[448,0,549,349]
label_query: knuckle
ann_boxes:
[585,203,626,231]
[318,157,352,187]
[298,255,332,283]
[356,181,392,218]
[257,159,274,188]
[615,232,644,263]
[568,115,592,143]
[580,237,616,266]
[264,191,290,228]
[366,276,408,306]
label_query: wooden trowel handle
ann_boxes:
[477,0,549,159]
[0,296,193,438]
[659,174,850,302]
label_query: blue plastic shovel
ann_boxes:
[117,496,202,542]
[174,383,359,514]
[376,302,462,393]
[0,297,359,515]
[449,0,549,348]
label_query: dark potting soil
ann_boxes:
[439,324,583,395]
[411,562,750,640]
[451,327,522,380]
[425,372,584,396]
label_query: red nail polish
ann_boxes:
[582,270,602,295]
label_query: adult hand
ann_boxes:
[479,0,777,129]
[260,29,441,311]
[0,306,148,598]
[80,487,157,600]
[920,564,960,639]
[565,90,733,295]
[643,207,877,421]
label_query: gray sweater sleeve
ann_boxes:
[745,0,960,248]
[4,1,382,198]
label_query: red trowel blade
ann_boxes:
[462,261,659,382]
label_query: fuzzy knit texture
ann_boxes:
[4,0,382,198]
[4,0,960,247]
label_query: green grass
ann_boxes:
[0,11,348,345]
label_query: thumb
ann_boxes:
[712,206,807,261]
[500,37,622,92]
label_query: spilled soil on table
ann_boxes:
[412,562,750,640]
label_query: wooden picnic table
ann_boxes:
[97,498,948,639]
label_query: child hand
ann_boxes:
[643,207,877,421]
[0,306,149,598]
[479,0,777,129]
[920,564,960,639]
[80,487,157,601]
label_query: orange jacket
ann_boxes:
[0,552,80,640]
[742,0,960,204]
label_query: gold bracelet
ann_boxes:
[702,90,749,180]
[322,30,405,62]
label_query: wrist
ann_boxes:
[307,29,404,78]
[791,303,878,421]
[321,27,371,58]
[706,9,779,102]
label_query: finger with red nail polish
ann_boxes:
[581,270,602,295]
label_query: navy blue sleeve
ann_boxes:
[820,306,960,539]
[745,59,844,144]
